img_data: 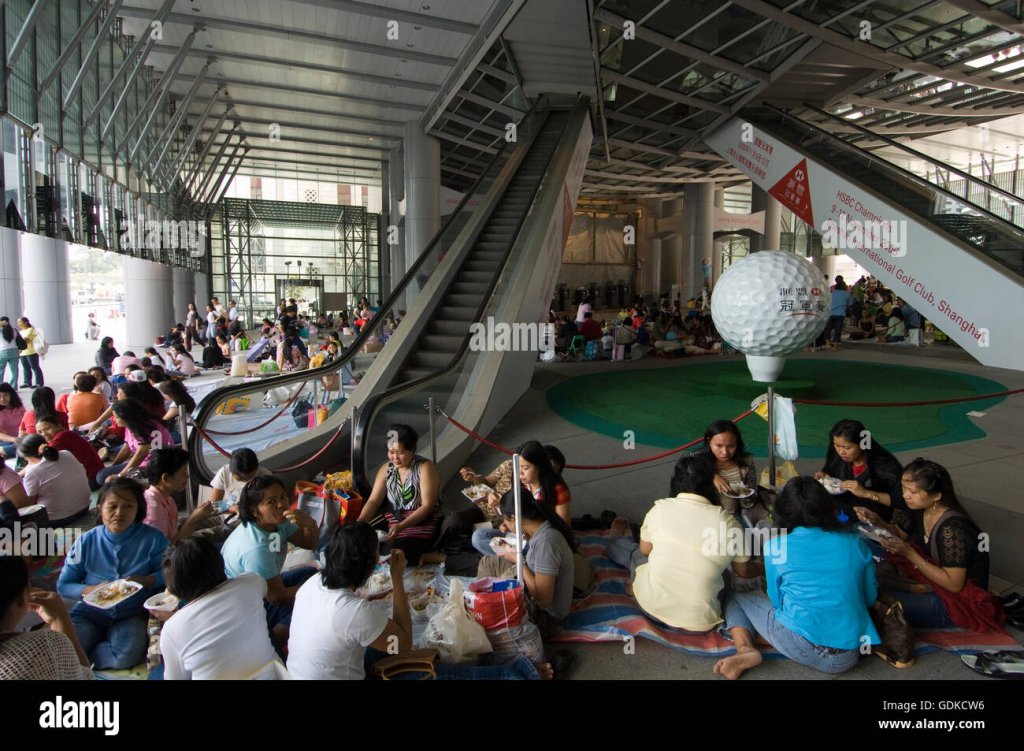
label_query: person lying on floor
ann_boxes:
[287,523,550,680]
[220,475,319,654]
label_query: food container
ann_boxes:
[84,579,143,610]
[144,591,180,621]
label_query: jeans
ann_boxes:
[0,440,15,459]
[471,527,504,557]
[722,592,860,674]
[71,606,149,670]
[888,591,954,629]
[827,315,845,343]
[264,567,318,630]
[20,353,43,387]
[206,323,216,341]
[96,462,128,485]
[0,349,18,385]
[605,536,648,581]
[364,648,541,680]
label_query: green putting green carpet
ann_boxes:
[545,360,1008,459]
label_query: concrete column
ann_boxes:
[20,235,73,344]
[194,272,210,310]
[380,161,391,299]
[124,256,173,346]
[403,122,439,306]
[660,198,684,297]
[172,266,195,325]
[751,185,782,252]
[684,182,715,300]
[0,228,23,321]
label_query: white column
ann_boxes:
[751,185,782,251]
[124,256,174,346]
[403,122,439,306]
[684,182,715,300]
[0,228,23,321]
[194,272,210,311]
[172,266,195,325]
[20,235,73,344]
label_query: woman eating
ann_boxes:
[358,424,442,564]
[0,555,94,680]
[816,418,908,528]
[0,383,25,458]
[57,478,169,670]
[606,455,759,632]
[220,475,319,651]
[855,458,999,631]
[714,477,879,679]
[143,448,216,542]
[95,398,174,484]
[16,435,91,526]
[690,420,758,512]
[160,537,281,679]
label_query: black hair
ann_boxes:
[0,383,23,410]
[835,281,848,291]
[158,380,195,413]
[902,458,978,526]
[17,433,58,462]
[517,441,559,512]
[386,423,418,453]
[499,486,578,553]
[702,420,752,470]
[119,380,166,414]
[229,448,260,477]
[775,476,847,533]
[321,522,379,590]
[237,475,287,526]
[544,444,566,475]
[0,555,29,621]
[173,344,194,361]
[145,347,159,357]
[100,336,116,350]
[0,316,13,343]
[124,351,136,358]
[74,373,98,393]
[98,478,148,523]
[825,419,899,468]
[145,447,190,486]
[145,367,167,383]
[162,538,227,601]
[30,387,58,421]
[89,367,109,384]
[669,454,719,505]
[112,398,160,443]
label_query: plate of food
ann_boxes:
[721,484,755,499]
[144,591,180,621]
[84,579,143,610]
[818,476,844,495]
[489,534,522,553]
[357,570,393,599]
[462,483,492,502]
[855,522,896,544]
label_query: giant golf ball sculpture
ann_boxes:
[711,251,830,382]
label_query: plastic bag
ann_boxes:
[752,394,798,461]
[424,579,492,663]
[466,578,526,631]
[486,622,545,667]
[760,460,799,489]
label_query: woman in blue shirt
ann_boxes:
[714,476,880,679]
[57,478,168,670]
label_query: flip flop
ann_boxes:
[961,651,1024,680]
[550,649,574,680]
[873,645,915,669]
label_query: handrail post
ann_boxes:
[766,386,776,492]
[179,411,194,513]
[428,397,437,465]
[512,453,523,583]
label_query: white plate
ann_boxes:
[83,579,143,610]
[855,522,895,543]
[462,483,492,502]
[818,477,844,495]
[357,571,393,598]
[722,485,755,499]
[144,591,180,613]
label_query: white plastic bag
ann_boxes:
[772,395,798,461]
[424,578,492,663]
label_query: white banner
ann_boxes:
[705,119,1024,371]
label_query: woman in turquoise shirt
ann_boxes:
[57,478,168,670]
[714,476,880,679]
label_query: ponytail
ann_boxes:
[41,445,59,462]
[16,433,58,462]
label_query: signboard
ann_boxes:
[714,209,765,234]
[705,119,1024,370]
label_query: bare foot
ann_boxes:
[537,662,554,680]
[712,645,762,680]
[610,517,632,538]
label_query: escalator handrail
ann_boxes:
[802,104,1024,210]
[350,99,588,497]
[188,98,548,479]
[753,104,1024,241]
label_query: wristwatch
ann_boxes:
[870,492,880,502]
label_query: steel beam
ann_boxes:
[38,0,108,95]
[8,0,51,69]
[121,41,198,151]
[181,107,229,192]
[193,127,236,202]
[138,62,209,175]
[202,140,242,205]
[62,0,126,109]
[162,86,222,187]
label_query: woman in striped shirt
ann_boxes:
[357,424,441,564]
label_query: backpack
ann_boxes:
[14,332,27,351]
[33,328,48,358]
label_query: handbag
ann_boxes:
[291,398,312,428]
[371,648,439,680]
[14,332,27,351]
[870,592,915,668]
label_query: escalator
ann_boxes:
[188,101,592,486]
[705,107,1024,370]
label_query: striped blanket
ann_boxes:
[555,532,1021,658]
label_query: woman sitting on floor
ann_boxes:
[143,448,216,543]
[159,538,280,680]
[855,458,1001,632]
[1,555,93,680]
[57,478,168,670]
[689,419,757,514]
[714,477,879,679]
[16,434,92,526]
[816,418,908,529]
[219,475,319,653]
[605,454,759,632]
[96,398,175,485]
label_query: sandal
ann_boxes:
[961,651,1024,679]
[873,645,915,669]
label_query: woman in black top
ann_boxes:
[855,458,990,629]
[95,337,119,375]
[815,419,907,529]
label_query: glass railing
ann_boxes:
[351,101,584,496]
[187,99,548,483]
[746,105,1024,279]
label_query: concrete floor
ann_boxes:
[449,340,1024,680]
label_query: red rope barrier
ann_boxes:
[192,412,348,472]
[202,382,309,435]
[441,409,755,470]
[791,387,1024,408]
